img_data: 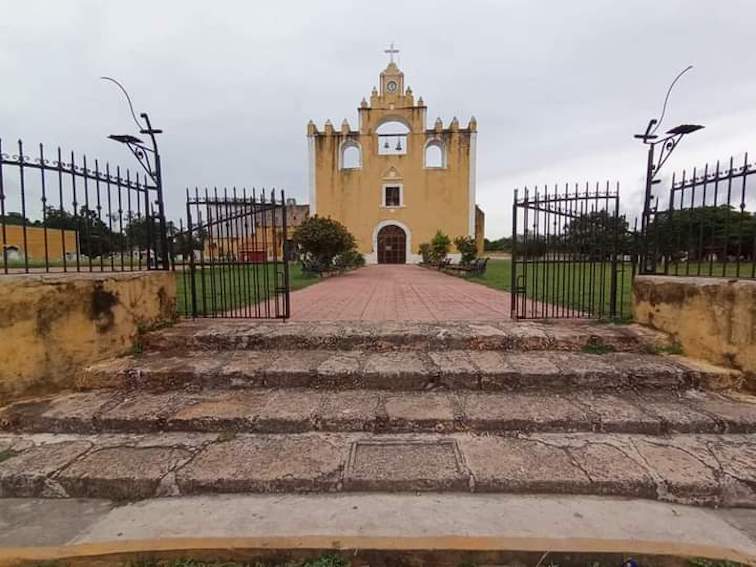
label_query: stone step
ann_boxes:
[79,349,741,393]
[143,319,670,353]
[2,389,755,436]
[1,430,755,507]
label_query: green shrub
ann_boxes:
[430,230,451,263]
[454,235,478,265]
[418,242,432,263]
[294,216,357,271]
[334,248,365,269]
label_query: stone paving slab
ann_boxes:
[143,319,671,353]
[0,431,755,507]
[3,389,755,436]
[78,349,742,392]
[286,265,514,322]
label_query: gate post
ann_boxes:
[609,189,620,319]
[280,189,291,319]
[186,195,198,318]
[510,189,518,319]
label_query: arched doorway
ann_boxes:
[377,225,407,264]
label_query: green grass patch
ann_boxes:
[581,341,616,355]
[651,342,685,356]
[0,449,16,464]
[175,263,320,316]
[127,554,349,567]
[469,258,635,321]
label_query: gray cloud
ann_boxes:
[2,0,755,237]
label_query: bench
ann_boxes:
[444,257,489,276]
[300,258,342,277]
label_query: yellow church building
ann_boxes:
[307,49,484,264]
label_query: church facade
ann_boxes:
[307,54,484,264]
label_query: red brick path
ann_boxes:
[290,265,511,321]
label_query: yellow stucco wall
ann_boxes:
[0,271,176,402]
[2,225,78,260]
[308,62,482,263]
[633,275,756,376]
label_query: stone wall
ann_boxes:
[0,271,176,402]
[633,275,756,375]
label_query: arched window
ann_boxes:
[424,140,444,168]
[340,140,361,169]
[376,121,409,155]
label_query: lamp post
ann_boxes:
[634,120,704,274]
[102,77,169,270]
[634,66,704,274]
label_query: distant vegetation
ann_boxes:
[484,236,512,252]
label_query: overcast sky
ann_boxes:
[2,0,756,238]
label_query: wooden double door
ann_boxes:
[377,225,407,264]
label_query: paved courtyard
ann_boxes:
[290,264,511,321]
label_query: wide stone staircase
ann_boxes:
[1,319,755,507]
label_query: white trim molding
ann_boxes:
[338,138,362,170]
[468,131,477,237]
[423,138,446,169]
[381,182,404,208]
[307,135,317,215]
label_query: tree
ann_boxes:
[454,235,478,265]
[171,225,206,258]
[646,205,755,262]
[484,236,512,252]
[124,214,165,252]
[43,206,120,257]
[0,212,38,226]
[418,242,432,264]
[430,230,451,263]
[293,215,360,270]
[562,211,632,259]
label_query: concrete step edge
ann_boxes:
[2,495,754,566]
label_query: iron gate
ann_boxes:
[177,188,290,319]
[510,182,632,320]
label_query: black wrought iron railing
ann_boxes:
[175,187,290,319]
[640,152,756,279]
[0,138,168,274]
[511,182,632,320]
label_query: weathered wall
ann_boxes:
[0,271,176,402]
[633,275,756,374]
[2,225,78,261]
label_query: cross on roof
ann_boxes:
[384,42,399,64]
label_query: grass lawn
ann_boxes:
[176,262,320,316]
[468,258,635,320]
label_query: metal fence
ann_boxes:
[640,152,756,278]
[177,187,290,319]
[0,138,168,273]
[511,182,632,320]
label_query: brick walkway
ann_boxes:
[290,265,511,321]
